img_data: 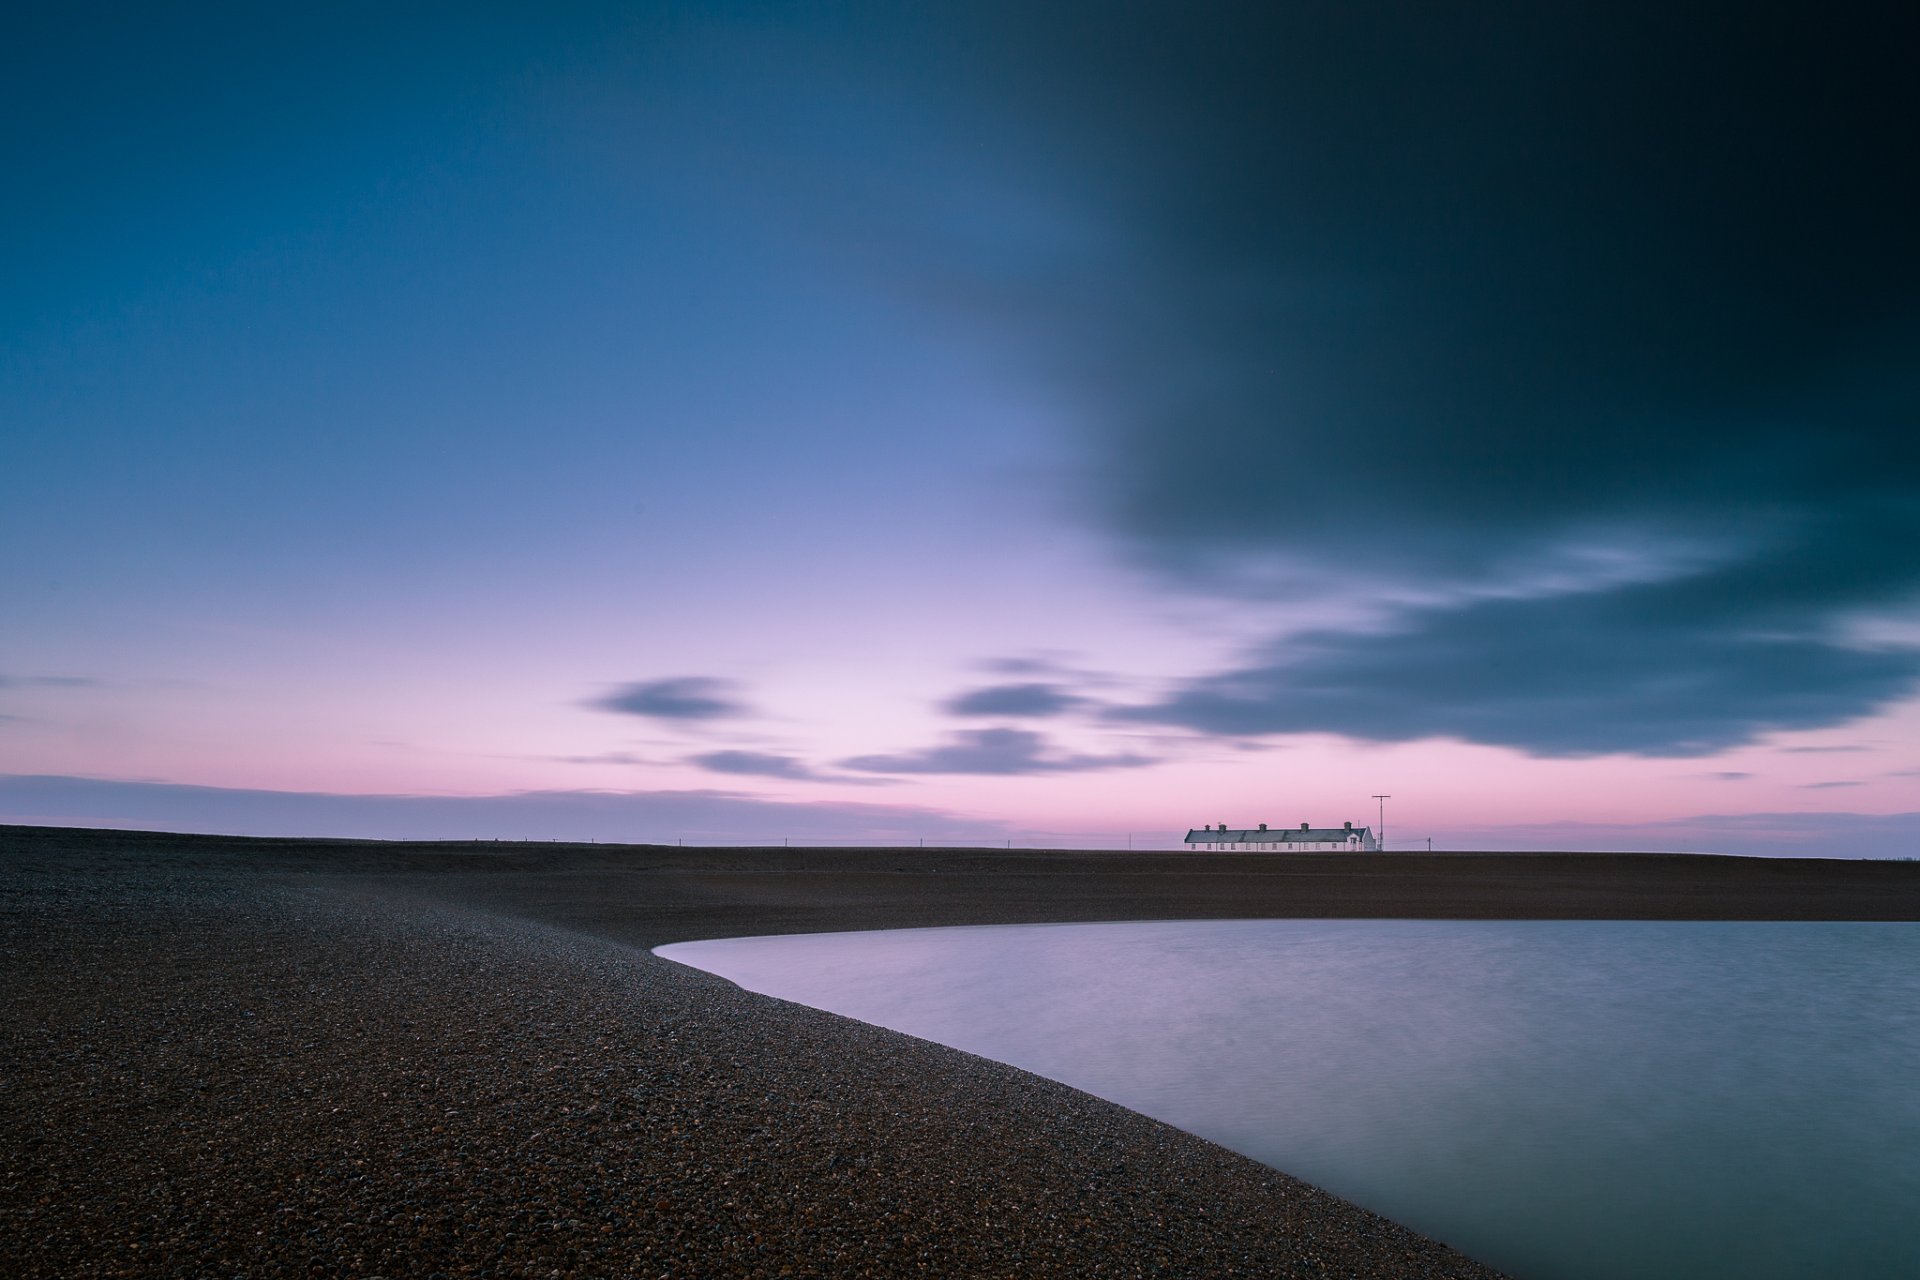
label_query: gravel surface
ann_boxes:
[2,853,1511,1279]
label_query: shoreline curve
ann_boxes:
[8,824,1918,1276]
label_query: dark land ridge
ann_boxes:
[7,824,1919,1278]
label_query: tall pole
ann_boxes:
[1371,794,1391,851]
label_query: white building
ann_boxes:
[1183,821,1378,851]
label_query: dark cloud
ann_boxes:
[0,774,1006,844]
[687,750,824,781]
[944,682,1086,718]
[1115,581,1920,757]
[841,728,1152,776]
[973,4,1920,568]
[590,678,748,722]
[1799,780,1864,790]
[889,4,1920,756]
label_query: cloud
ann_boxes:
[0,774,1009,844]
[944,682,1086,718]
[0,675,97,689]
[1446,810,1920,858]
[1113,584,1920,757]
[589,677,749,722]
[998,7,1920,570]
[1779,745,1871,754]
[858,5,1920,757]
[552,751,654,766]
[4,775,1908,858]
[685,751,896,787]
[841,727,1152,776]
[1800,780,1864,790]
[980,656,1069,677]
[1704,772,1753,782]
[687,750,825,781]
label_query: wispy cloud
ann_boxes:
[841,728,1153,776]
[0,774,1006,844]
[589,677,750,722]
[977,653,1100,678]
[1447,810,1920,857]
[1799,780,1864,790]
[943,682,1087,718]
[0,675,98,689]
[687,750,826,781]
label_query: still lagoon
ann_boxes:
[659,920,1920,1280]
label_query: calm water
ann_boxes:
[658,920,1920,1280]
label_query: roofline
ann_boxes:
[1182,826,1375,841]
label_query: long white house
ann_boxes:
[1184,821,1378,851]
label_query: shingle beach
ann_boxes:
[8,826,1918,1278]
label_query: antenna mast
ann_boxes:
[1371,794,1391,851]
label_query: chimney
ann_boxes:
[1345,821,1353,831]
[1301,822,1310,830]
[1258,822,1267,831]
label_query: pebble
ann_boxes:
[1,834,1511,1278]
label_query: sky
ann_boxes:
[4,2,1917,854]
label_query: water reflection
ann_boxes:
[659,920,1920,1280]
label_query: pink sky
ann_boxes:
[5,6,1916,855]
